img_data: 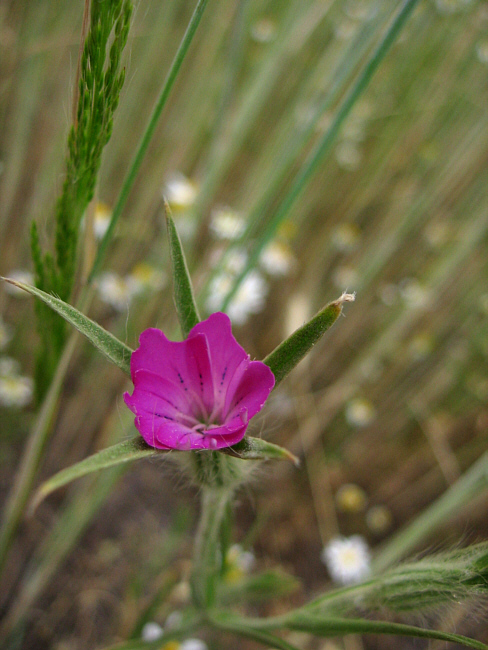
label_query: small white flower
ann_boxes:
[345,397,376,427]
[321,536,371,585]
[250,17,277,43]
[181,640,208,650]
[93,202,112,239]
[206,271,268,325]
[165,611,183,631]
[164,172,198,210]
[260,241,296,276]
[0,318,12,350]
[399,278,430,309]
[210,207,246,241]
[141,622,164,642]
[335,141,362,171]
[0,374,34,408]
[227,544,256,573]
[5,270,34,297]
[97,272,139,311]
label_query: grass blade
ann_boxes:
[89,0,211,281]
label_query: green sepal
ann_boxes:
[223,436,299,466]
[31,437,161,511]
[263,293,354,386]
[165,204,200,337]
[1,278,133,375]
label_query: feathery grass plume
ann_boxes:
[30,0,132,400]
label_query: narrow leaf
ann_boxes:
[209,612,301,650]
[220,569,301,604]
[31,437,160,511]
[288,614,488,650]
[263,293,355,386]
[1,278,133,375]
[223,436,299,466]
[165,206,200,337]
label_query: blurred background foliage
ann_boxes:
[1,0,488,647]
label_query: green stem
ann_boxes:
[221,0,421,312]
[89,0,210,281]
[191,484,233,609]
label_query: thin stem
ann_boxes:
[221,0,421,312]
[191,485,233,609]
[89,0,211,282]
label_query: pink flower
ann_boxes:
[124,312,275,451]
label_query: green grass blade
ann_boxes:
[209,612,302,650]
[263,294,354,386]
[30,437,160,512]
[89,0,210,282]
[222,0,422,312]
[165,205,200,337]
[1,277,132,375]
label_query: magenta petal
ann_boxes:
[126,313,275,451]
[189,313,249,410]
[225,361,275,422]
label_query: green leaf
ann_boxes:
[223,436,299,466]
[209,612,302,650]
[263,293,355,386]
[165,206,200,337]
[1,278,133,375]
[288,613,488,649]
[31,437,161,511]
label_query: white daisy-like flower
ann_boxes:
[250,17,277,43]
[93,202,112,240]
[0,318,12,350]
[4,270,34,297]
[210,207,246,241]
[141,622,164,642]
[164,172,198,210]
[97,272,140,312]
[335,140,362,171]
[321,535,371,585]
[165,611,183,631]
[260,241,296,277]
[227,544,256,573]
[399,278,430,309]
[180,640,208,650]
[206,270,268,325]
[0,374,34,408]
[345,397,376,427]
